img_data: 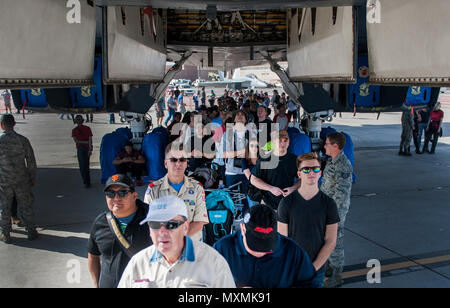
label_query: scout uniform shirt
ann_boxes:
[144,174,209,241]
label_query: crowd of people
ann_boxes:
[0,85,445,289]
[84,87,355,288]
[400,103,445,156]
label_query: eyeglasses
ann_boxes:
[299,166,321,174]
[167,157,188,163]
[250,144,259,149]
[105,190,131,198]
[148,220,185,230]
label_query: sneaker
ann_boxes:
[0,233,12,244]
[11,217,21,225]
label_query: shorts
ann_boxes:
[288,110,298,119]
[157,109,164,118]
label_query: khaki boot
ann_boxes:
[324,266,343,288]
[0,233,12,244]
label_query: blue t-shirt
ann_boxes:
[116,212,137,234]
[213,231,318,288]
[211,117,222,126]
[169,180,184,193]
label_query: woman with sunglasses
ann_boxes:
[278,152,339,288]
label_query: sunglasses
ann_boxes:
[167,157,188,163]
[299,166,321,174]
[105,190,131,198]
[148,220,185,230]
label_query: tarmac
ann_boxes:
[0,95,449,288]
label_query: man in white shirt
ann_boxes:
[118,195,236,288]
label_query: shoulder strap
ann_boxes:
[105,212,136,259]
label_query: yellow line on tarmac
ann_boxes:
[342,254,450,279]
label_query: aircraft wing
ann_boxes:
[198,80,251,89]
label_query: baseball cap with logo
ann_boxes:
[104,174,135,192]
[244,204,278,253]
[140,195,188,224]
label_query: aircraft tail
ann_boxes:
[232,68,240,80]
[218,71,225,81]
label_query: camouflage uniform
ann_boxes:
[0,130,37,236]
[400,109,414,155]
[320,151,353,286]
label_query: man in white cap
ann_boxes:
[118,195,236,288]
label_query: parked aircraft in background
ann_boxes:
[198,69,267,89]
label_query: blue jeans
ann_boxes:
[417,123,427,150]
[77,146,91,186]
[164,108,175,126]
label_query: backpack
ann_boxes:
[191,163,220,189]
[203,190,235,246]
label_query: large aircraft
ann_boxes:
[198,69,267,89]
[0,0,449,140]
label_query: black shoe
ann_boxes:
[27,230,39,241]
[85,183,91,188]
[429,151,435,154]
[398,151,405,156]
[0,233,12,244]
[323,267,343,288]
